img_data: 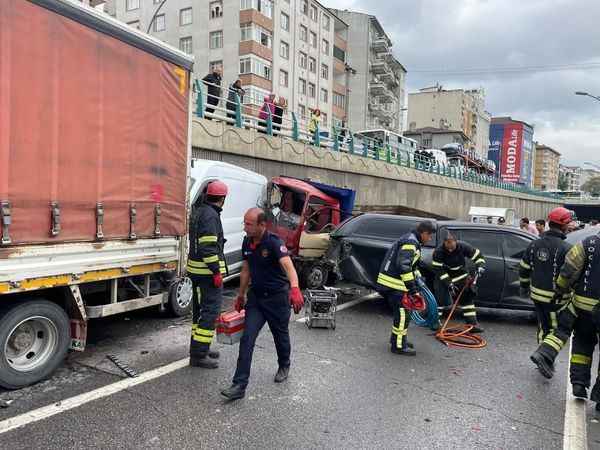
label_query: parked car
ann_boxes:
[328,214,539,310]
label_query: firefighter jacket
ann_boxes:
[556,233,600,312]
[520,229,572,304]
[187,202,227,277]
[376,231,422,294]
[432,241,485,286]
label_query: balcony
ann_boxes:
[369,81,387,96]
[368,102,394,119]
[371,38,389,53]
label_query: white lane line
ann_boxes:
[296,293,378,323]
[563,338,588,450]
[0,358,190,436]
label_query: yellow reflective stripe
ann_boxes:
[519,277,531,283]
[463,312,477,317]
[475,258,485,265]
[414,270,422,278]
[574,295,599,311]
[461,305,476,310]
[397,308,407,347]
[439,273,450,280]
[531,286,554,298]
[187,266,213,275]
[571,354,592,365]
[198,235,218,244]
[193,335,213,344]
[520,260,531,270]
[203,255,219,264]
[550,312,557,330]
[432,261,444,267]
[377,274,405,290]
[471,249,481,261]
[401,272,415,282]
[188,259,225,267]
[448,266,463,271]
[556,275,569,289]
[401,244,416,251]
[531,293,552,303]
[195,328,215,337]
[545,334,564,348]
[451,273,468,283]
[544,339,561,352]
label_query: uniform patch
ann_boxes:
[262,249,270,258]
[536,248,550,262]
[280,245,288,253]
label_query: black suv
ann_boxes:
[328,214,537,310]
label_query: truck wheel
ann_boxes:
[0,299,70,389]
[302,265,329,290]
[167,277,193,317]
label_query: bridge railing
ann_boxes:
[193,80,559,200]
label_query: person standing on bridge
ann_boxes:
[221,208,304,401]
[519,208,573,346]
[187,180,229,369]
[376,221,436,356]
[432,231,486,332]
[202,67,222,119]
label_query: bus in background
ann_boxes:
[354,129,418,160]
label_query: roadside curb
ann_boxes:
[564,339,588,450]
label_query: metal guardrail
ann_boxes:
[193,80,560,200]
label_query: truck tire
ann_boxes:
[167,277,193,317]
[0,299,70,389]
[301,264,329,290]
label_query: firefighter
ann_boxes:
[376,221,436,356]
[187,180,228,369]
[432,230,486,332]
[519,207,573,345]
[531,230,600,404]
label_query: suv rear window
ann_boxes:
[450,229,502,257]
[354,218,415,240]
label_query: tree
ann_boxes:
[558,172,569,191]
[582,176,600,196]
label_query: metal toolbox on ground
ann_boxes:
[216,310,245,345]
[304,290,337,329]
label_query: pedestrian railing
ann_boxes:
[193,80,560,200]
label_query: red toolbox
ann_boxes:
[216,310,245,345]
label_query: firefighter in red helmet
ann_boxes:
[519,207,573,350]
[187,180,229,368]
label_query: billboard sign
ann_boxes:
[499,123,523,183]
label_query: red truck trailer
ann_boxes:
[0,0,194,388]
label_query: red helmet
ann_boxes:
[548,207,573,226]
[206,180,228,197]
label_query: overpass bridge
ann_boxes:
[191,118,561,220]
[563,198,600,222]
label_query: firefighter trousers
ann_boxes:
[536,302,577,363]
[384,291,411,350]
[570,309,599,390]
[457,283,478,325]
[189,274,223,359]
[533,300,562,344]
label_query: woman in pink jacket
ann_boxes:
[258,94,276,134]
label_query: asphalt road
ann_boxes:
[0,289,592,449]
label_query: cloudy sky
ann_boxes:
[326,0,600,167]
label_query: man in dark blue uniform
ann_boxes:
[221,208,304,401]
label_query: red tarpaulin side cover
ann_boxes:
[0,0,189,245]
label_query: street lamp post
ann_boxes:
[575,91,600,102]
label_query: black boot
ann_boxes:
[190,356,219,369]
[391,345,416,356]
[208,350,220,359]
[530,351,554,379]
[572,384,588,399]
[590,383,600,403]
[221,384,246,400]
[274,366,290,383]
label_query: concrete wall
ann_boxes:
[192,119,561,220]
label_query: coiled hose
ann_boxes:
[410,279,441,331]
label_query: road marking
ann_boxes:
[296,293,377,323]
[563,338,588,450]
[0,358,190,435]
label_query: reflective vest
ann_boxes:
[376,231,421,293]
[432,241,485,285]
[573,235,600,312]
[187,203,227,276]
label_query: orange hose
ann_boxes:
[435,279,487,349]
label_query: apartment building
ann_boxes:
[533,143,560,191]
[104,0,350,129]
[330,9,406,134]
[403,127,470,150]
[407,85,490,158]
[559,165,582,192]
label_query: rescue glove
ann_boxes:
[401,292,426,311]
[234,295,246,312]
[213,272,223,288]
[289,287,304,314]
[477,267,486,277]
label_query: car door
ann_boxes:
[501,232,535,308]
[451,229,504,307]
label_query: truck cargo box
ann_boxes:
[0,0,193,245]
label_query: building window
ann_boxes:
[299,104,306,119]
[310,31,317,48]
[239,55,272,80]
[321,63,329,79]
[308,82,316,98]
[320,88,328,103]
[126,0,139,11]
[126,20,140,30]
[240,0,273,18]
[299,52,307,69]
[280,70,289,87]
[210,1,223,19]
[322,112,328,126]
[179,36,193,54]
[299,78,307,95]
[210,30,223,49]
[209,60,223,73]
[299,25,308,42]
[323,14,330,30]
[240,24,272,48]
[300,0,308,15]
[322,39,329,55]
[153,14,165,32]
[310,5,318,21]
[280,41,290,59]
[281,12,290,31]
[244,86,271,106]
[180,8,192,26]
[333,92,345,109]
[308,57,316,73]
[333,46,345,62]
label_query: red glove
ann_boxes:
[234,295,245,312]
[401,292,426,311]
[289,287,304,314]
[213,272,223,288]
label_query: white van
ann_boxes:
[190,159,267,277]
[468,207,517,226]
